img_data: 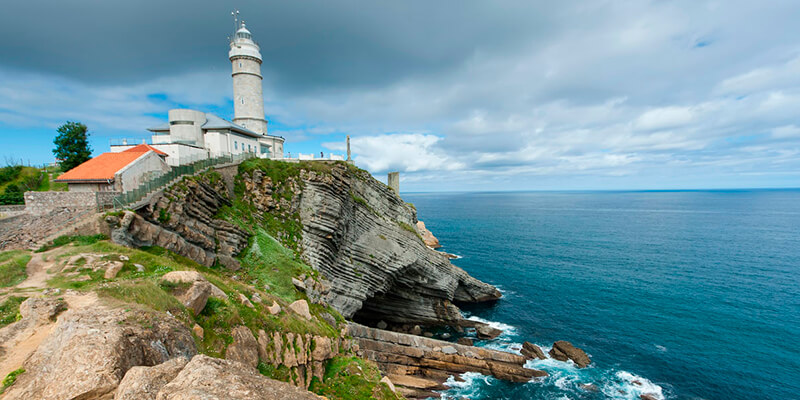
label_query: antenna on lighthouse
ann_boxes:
[231,9,240,37]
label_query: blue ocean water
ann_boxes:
[402,190,800,400]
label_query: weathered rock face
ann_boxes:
[549,340,592,368]
[348,323,546,399]
[115,357,190,400]
[416,221,441,249]
[240,162,501,326]
[155,355,324,400]
[3,306,196,400]
[252,329,348,389]
[109,176,248,268]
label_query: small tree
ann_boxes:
[53,121,92,172]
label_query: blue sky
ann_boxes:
[1,1,799,191]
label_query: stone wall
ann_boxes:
[24,191,120,215]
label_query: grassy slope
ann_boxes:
[0,251,30,287]
[26,231,399,399]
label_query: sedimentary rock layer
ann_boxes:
[348,323,545,398]
[240,163,500,325]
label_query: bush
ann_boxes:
[0,368,25,394]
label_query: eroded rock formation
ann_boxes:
[109,177,248,268]
[348,323,546,399]
[2,305,196,400]
[239,163,501,326]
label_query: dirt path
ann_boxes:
[16,252,53,290]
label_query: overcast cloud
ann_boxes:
[1,0,799,190]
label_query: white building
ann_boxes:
[112,20,284,166]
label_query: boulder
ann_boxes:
[441,346,458,354]
[154,355,323,399]
[549,341,591,368]
[640,394,659,400]
[2,306,196,400]
[410,325,422,335]
[238,293,254,308]
[580,383,599,392]
[377,320,388,330]
[521,341,546,360]
[292,277,306,292]
[192,324,204,339]
[288,299,312,320]
[161,271,224,314]
[104,261,124,279]
[267,301,281,315]
[226,326,259,369]
[476,325,502,340]
[115,357,189,400]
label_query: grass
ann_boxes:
[36,234,107,253]
[0,368,25,394]
[0,296,26,328]
[238,229,316,303]
[0,250,30,287]
[309,356,401,400]
[396,221,423,243]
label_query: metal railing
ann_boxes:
[113,152,256,209]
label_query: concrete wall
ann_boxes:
[116,151,170,192]
[168,109,206,147]
[24,191,120,215]
[67,182,116,192]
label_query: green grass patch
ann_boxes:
[0,296,26,328]
[396,220,423,243]
[310,356,402,400]
[0,368,25,394]
[238,229,316,303]
[0,250,30,287]
[36,234,107,253]
[97,279,187,315]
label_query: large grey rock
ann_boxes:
[288,299,312,320]
[115,357,190,400]
[2,306,196,400]
[154,355,323,399]
[161,271,225,314]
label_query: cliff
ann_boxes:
[236,160,501,326]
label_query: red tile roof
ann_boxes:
[56,152,147,182]
[123,144,168,156]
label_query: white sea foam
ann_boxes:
[655,344,667,352]
[600,371,665,400]
[439,372,492,399]
[465,315,517,334]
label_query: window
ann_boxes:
[240,97,244,105]
[234,141,238,150]
[239,62,242,68]
[248,144,252,152]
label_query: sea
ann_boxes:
[402,190,800,400]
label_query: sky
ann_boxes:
[1,0,799,191]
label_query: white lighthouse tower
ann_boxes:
[229,20,268,136]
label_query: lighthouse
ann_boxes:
[229,20,268,136]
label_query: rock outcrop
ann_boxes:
[239,162,501,326]
[348,323,546,399]
[115,357,190,400]
[549,340,592,368]
[521,341,546,360]
[2,306,196,400]
[109,176,248,268]
[416,220,441,249]
[155,355,324,400]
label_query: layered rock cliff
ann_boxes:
[237,161,501,326]
[111,160,500,327]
